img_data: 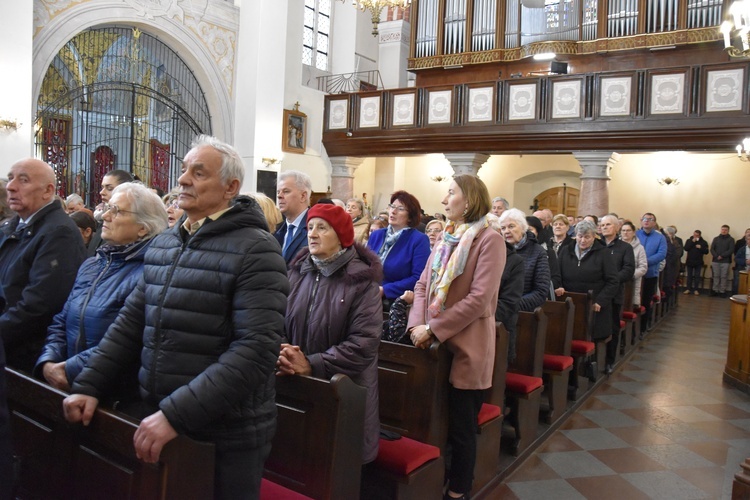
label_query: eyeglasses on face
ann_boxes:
[426,228,442,234]
[641,217,655,222]
[387,203,407,213]
[103,204,136,217]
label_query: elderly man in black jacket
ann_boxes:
[63,136,289,500]
[0,158,85,371]
[601,215,635,374]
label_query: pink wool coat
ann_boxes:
[408,225,506,390]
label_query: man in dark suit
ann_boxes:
[274,170,312,265]
[0,158,86,371]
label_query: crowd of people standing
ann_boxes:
[0,143,749,499]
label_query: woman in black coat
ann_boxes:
[499,209,551,312]
[554,220,619,341]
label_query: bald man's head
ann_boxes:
[7,158,57,219]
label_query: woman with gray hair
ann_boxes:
[346,197,370,243]
[499,208,551,312]
[555,220,619,370]
[35,182,168,393]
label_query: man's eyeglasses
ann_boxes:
[387,204,407,213]
[641,217,655,222]
[103,204,136,217]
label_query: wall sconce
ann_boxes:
[0,118,20,131]
[721,1,750,58]
[657,177,680,186]
[262,157,279,168]
[736,137,750,161]
[430,175,447,183]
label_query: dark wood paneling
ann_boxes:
[323,58,750,157]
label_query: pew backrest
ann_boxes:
[486,322,510,407]
[266,373,366,500]
[559,291,595,342]
[512,308,548,378]
[6,367,214,499]
[378,339,451,447]
[541,298,574,357]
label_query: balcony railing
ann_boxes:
[317,70,385,94]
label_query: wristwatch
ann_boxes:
[425,323,433,337]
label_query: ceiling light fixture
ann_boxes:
[340,0,412,36]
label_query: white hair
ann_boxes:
[278,170,312,200]
[111,182,168,239]
[191,135,244,186]
[499,208,529,232]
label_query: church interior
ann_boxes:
[2,0,750,498]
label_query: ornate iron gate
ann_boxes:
[35,27,211,205]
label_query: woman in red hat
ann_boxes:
[278,203,383,464]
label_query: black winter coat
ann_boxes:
[495,242,524,363]
[684,236,709,266]
[515,232,551,312]
[604,238,636,305]
[286,244,383,463]
[558,242,619,340]
[71,197,289,449]
[0,202,85,371]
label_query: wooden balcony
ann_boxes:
[322,48,749,157]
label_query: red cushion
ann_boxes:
[638,306,646,314]
[652,294,660,302]
[261,479,313,500]
[375,436,440,475]
[619,320,626,329]
[661,291,666,298]
[543,354,574,371]
[570,339,595,355]
[505,372,543,394]
[622,311,637,320]
[477,403,501,425]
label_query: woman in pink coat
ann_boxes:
[407,174,505,500]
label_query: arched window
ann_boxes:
[302,0,331,71]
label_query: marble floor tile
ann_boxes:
[539,451,616,478]
[506,479,586,500]
[621,471,712,499]
[560,428,630,451]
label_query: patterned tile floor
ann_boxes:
[489,294,750,499]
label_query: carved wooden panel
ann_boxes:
[390,89,418,127]
[550,78,584,120]
[506,81,538,121]
[426,87,454,125]
[649,69,689,116]
[327,98,349,130]
[356,93,382,129]
[465,84,496,123]
[704,66,745,114]
[599,74,634,117]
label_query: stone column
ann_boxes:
[443,153,490,176]
[378,19,411,89]
[573,151,620,217]
[329,156,365,201]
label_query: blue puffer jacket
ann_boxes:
[636,228,667,278]
[34,239,152,384]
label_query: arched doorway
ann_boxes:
[534,185,580,217]
[35,27,211,204]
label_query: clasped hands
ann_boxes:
[62,394,177,463]
[277,343,312,376]
[409,325,432,350]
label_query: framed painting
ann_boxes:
[282,104,307,154]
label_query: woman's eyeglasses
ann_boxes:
[387,204,407,213]
[103,204,136,217]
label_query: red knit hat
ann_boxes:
[307,203,355,248]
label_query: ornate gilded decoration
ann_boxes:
[409,28,723,70]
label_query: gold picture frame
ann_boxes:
[282,103,307,154]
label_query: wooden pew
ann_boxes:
[263,373,366,500]
[6,368,214,499]
[504,308,546,456]
[540,299,575,424]
[557,291,597,399]
[472,322,509,497]
[361,340,449,500]
[620,279,637,355]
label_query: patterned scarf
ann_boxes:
[378,225,407,262]
[427,215,491,316]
